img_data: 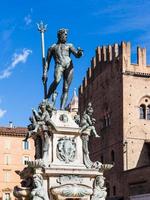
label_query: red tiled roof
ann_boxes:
[0,127,27,137]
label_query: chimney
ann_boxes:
[9,121,13,128]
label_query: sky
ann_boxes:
[0,0,150,127]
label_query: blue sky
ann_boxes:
[0,0,150,126]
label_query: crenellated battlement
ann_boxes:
[137,46,146,66]
[94,43,120,64]
[79,42,150,94]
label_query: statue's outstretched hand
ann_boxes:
[77,47,83,57]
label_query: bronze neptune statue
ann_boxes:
[43,28,83,110]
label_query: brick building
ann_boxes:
[79,42,150,200]
[0,126,34,200]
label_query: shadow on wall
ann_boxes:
[136,142,150,167]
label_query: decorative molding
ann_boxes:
[56,175,83,185]
[2,188,12,192]
[51,184,93,199]
[123,71,150,78]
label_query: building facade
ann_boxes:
[0,127,34,200]
[79,42,150,200]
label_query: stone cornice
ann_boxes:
[123,71,150,77]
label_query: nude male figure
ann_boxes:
[43,28,83,110]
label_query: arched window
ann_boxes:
[111,150,115,163]
[147,105,150,120]
[139,104,146,119]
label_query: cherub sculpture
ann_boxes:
[80,102,99,137]
[24,100,55,141]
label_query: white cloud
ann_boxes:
[0,49,32,79]
[24,14,32,26]
[11,49,32,67]
[0,69,11,79]
[0,108,6,118]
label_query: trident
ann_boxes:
[37,21,47,99]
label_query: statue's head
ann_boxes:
[86,102,93,115]
[39,100,46,112]
[33,174,43,188]
[57,28,68,43]
[95,176,105,188]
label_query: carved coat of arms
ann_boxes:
[56,137,76,163]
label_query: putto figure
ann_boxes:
[43,28,83,110]
[80,102,100,137]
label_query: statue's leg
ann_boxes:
[91,127,100,137]
[23,132,29,141]
[60,63,73,110]
[47,65,63,99]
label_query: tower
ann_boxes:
[79,42,150,199]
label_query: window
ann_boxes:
[4,170,10,182]
[22,156,30,165]
[102,113,111,129]
[139,97,150,120]
[4,154,11,165]
[4,193,11,200]
[23,141,29,150]
[139,104,146,119]
[147,105,150,120]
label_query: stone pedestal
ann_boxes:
[14,108,112,200]
[46,110,84,169]
[37,168,101,200]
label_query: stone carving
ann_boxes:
[91,176,107,200]
[34,135,43,160]
[43,28,83,110]
[16,166,35,187]
[99,164,113,172]
[30,174,49,200]
[80,102,100,137]
[24,100,54,141]
[79,103,102,169]
[56,136,76,163]
[23,100,56,166]
[51,184,93,199]
[13,167,49,200]
[74,114,80,125]
[13,166,34,199]
[56,175,83,185]
[59,114,68,123]
[27,159,45,168]
[81,134,102,169]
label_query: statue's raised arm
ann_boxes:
[69,44,83,58]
